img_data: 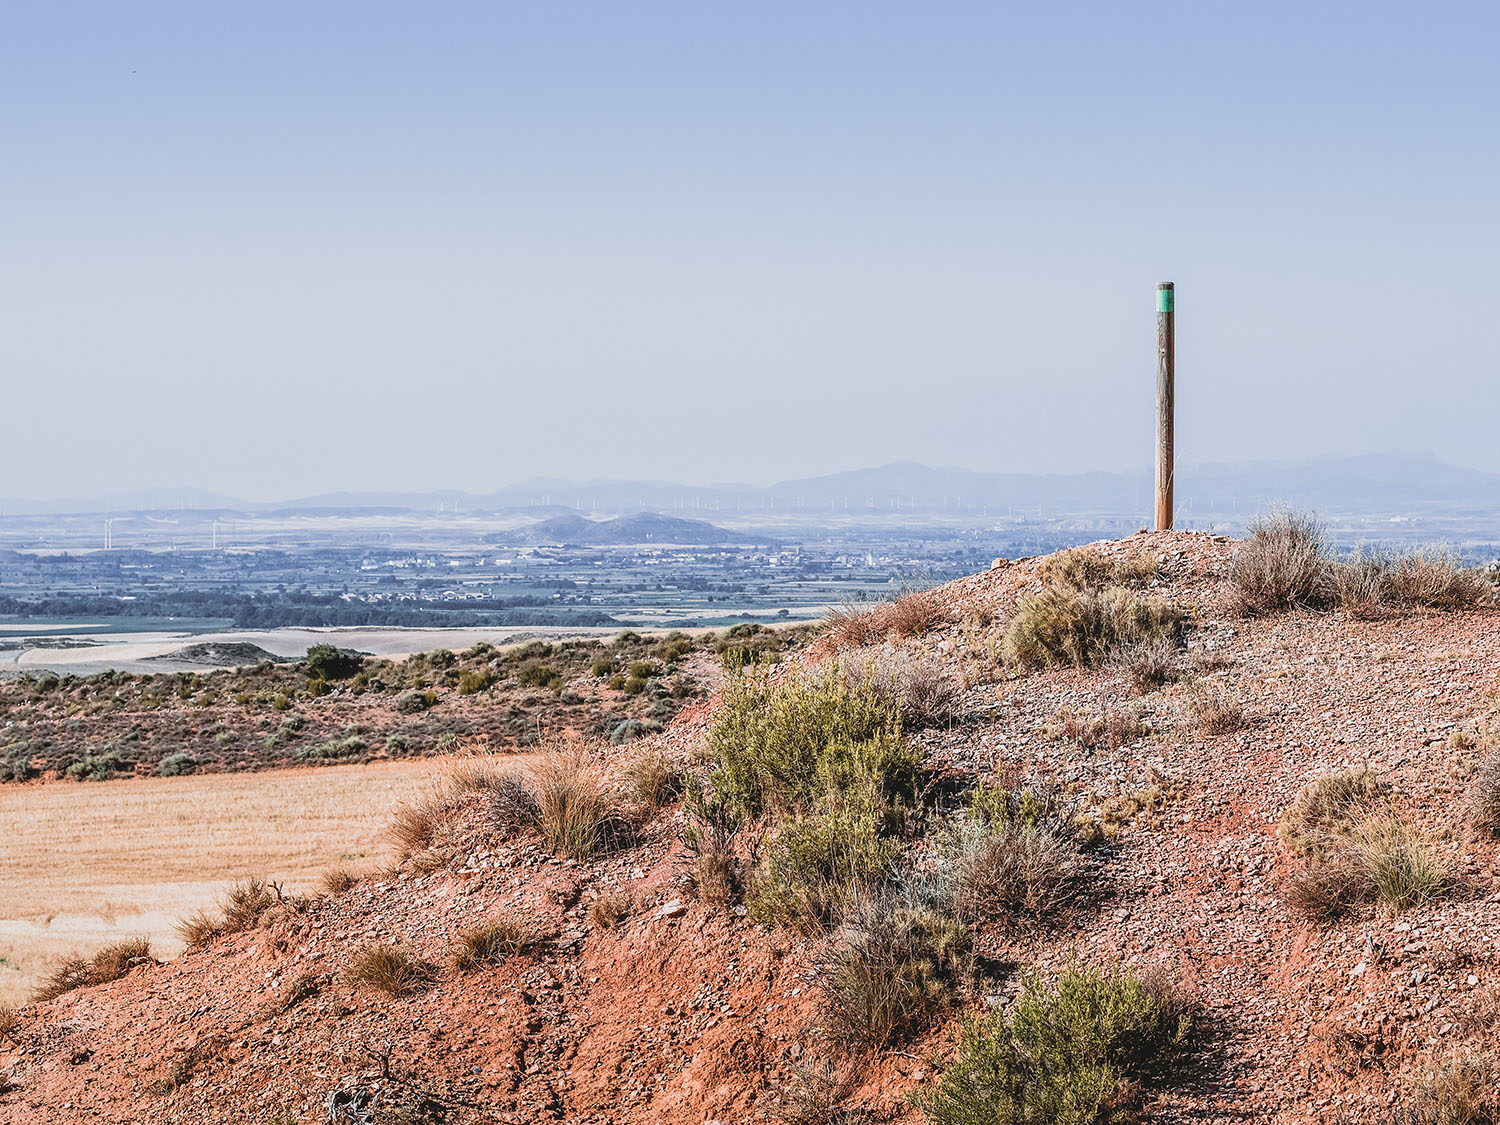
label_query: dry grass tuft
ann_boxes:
[32,937,154,1002]
[344,944,437,997]
[1190,683,1249,735]
[486,773,543,834]
[947,783,1087,923]
[1285,847,1373,922]
[1397,1049,1500,1123]
[1047,705,1148,751]
[587,892,635,930]
[1387,547,1494,610]
[1280,768,1384,857]
[385,791,458,860]
[1037,547,1158,592]
[839,646,961,728]
[1110,635,1184,694]
[623,747,682,813]
[1347,817,1451,912]
[177,877,278,949]
[777,1058,861,1125]
[320,865,363,896]
[531,747,630,860]
[0,1002,18,1038]
[819,889,972,1047]
[451,918,532,972]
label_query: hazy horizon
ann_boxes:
[6,2,1499,497]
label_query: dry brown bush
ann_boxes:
[1280,768,1383,857]
[344,944,437,997]
[1397,1049,1500,1122]
[176,877,279,950]
[1048,705,1148,751]
[1387,547,1493,610]
[587,892,634,930]
[623,747,682,813]
[823,588,947,649]
[1230,508,1334,615]
[320,866,362,896]
[1331,551,1393,619]
[32,937,154,1002]
[1037,547,1158,592]
[1004,585,1183,669]
[1110,635,1184,694]
[777,1058,861,1125]
[385,791,458,859]
[1285,847,1373,922]
[839,646,961,728]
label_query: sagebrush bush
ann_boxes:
[819,889,972,1046]
[704,668,915,818]
[155,751,198,777]
[450,918,531,972]
[344,944,437,997]
[1036,547,1157,592]
[917,962,1189,1125]
[1003,584,1183,670]
[33,937,154,1002]
[1231,507,1334,615]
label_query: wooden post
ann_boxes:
[1155,282,1175,531]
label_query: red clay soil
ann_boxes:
[3,531,1499,1124]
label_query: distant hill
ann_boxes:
[491,512,760,546]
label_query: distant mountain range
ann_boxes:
[3,453,1497,521]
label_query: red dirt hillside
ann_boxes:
[3,529,1500,1124]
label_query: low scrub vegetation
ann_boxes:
[1395,1049,1500,1124]
[344,943,437,997]
[1233,508,1492,617]
[32,937,155,1002]
[530,747,632,860]
[838,646,961,728]
[1466,751,1500,834]
[819,887,971,1047]
[824,586,947,649]
[942,782,1088,924]
[1004,583,1184,670]
[450,918,532,972]
[1110,635,1184,694]
[1189,682,1249,735]
[917,961,1189,1125]
[1036,546,1158,592]
[1282,772,1451,919]
[177,876,280,949]
[680,778,744,907]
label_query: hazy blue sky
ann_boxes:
[4,1,1498,499]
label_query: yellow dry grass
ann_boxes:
[0,758,444,1007]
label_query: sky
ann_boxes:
[4,1,1499,500]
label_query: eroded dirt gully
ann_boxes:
[3,531,1498,1124]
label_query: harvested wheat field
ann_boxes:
[2,530,1499,1124]
[0,758,460,1007]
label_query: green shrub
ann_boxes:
[65,749,124,782]
[458,668,495,695]
[627,660,658,679]
[1,748,37,783]
[304,644,363,680]
[591,657,617,677]
[295,736,368,762]
[748,785,900,929]
[395,689,436,714]
[516,660,561,689]
[622,676,649,696]
[704,668,912,819]
[610,718,661,745]
[918,963,1189,1125]
[1003,585,1183,669]
[820,889,971,1046]
[156,752,198,777]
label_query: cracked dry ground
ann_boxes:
[2,531,1498,1124]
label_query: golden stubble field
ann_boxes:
[0,758,451,1007]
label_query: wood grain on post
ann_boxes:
[1155,282,1175,531]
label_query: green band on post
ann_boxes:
[1157,289,1174,313]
